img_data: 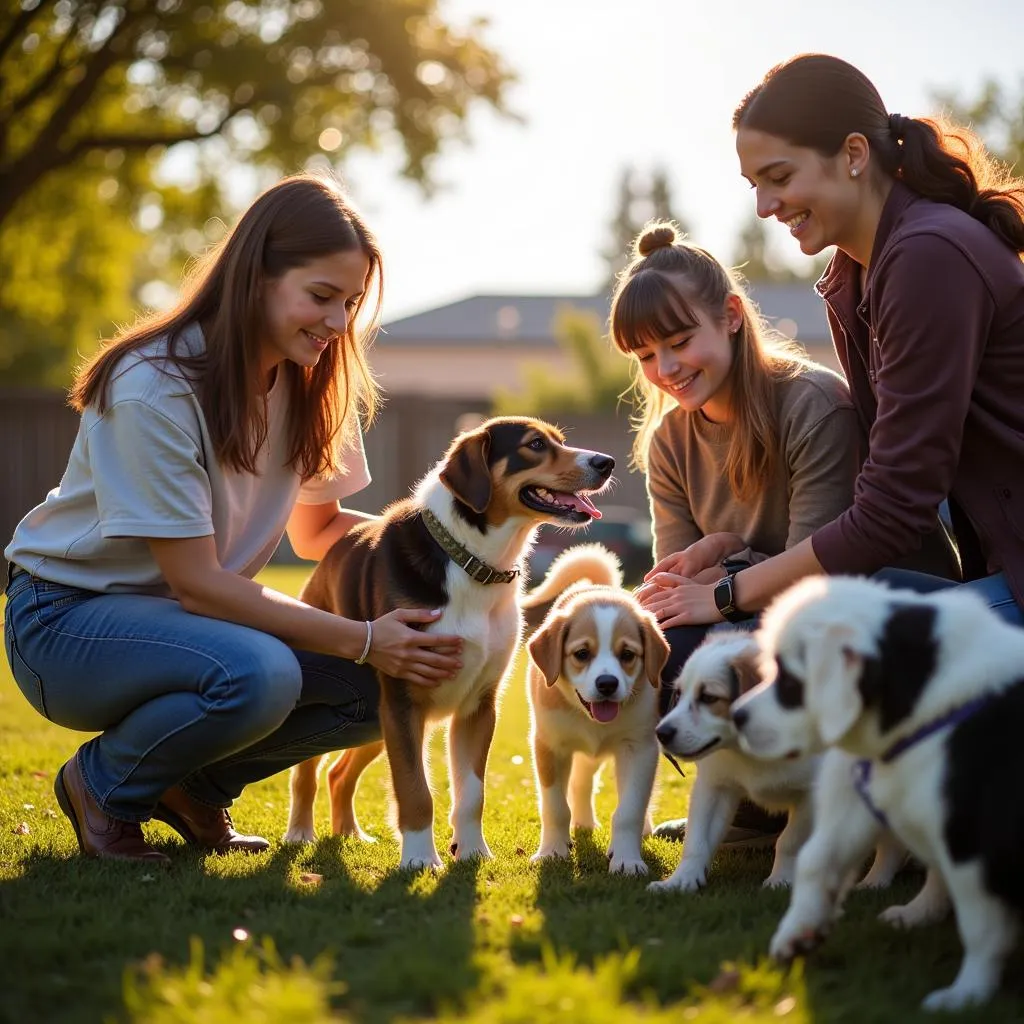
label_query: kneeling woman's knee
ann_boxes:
[207,637,302,730]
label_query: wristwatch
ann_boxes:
[713,571,754,623]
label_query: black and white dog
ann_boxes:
[732,575,1024,1012]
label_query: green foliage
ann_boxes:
[492,307,634,417]
[123,937,344,1024]
[932,78,1024,172]
[0,0,514,384]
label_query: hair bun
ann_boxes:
[636,222,678,257]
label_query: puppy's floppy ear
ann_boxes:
[807,622,864,746]
[528,612,569,687]
[440,427,492,513]
[640,613,670,688]
[728,643,762,699]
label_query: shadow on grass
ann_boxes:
[0,834,484,1024]
[509,828,1024,1024]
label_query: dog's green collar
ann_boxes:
[420,508,521,585]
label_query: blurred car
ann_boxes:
[525,504,653,591]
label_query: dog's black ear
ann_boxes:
[528,612,568,687]
[440,427,492,513]
[640,613,670,688]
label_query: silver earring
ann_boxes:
[851,168,860,178]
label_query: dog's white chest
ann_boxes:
[427,568,521,715]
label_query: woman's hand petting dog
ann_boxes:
[635,572,723,628]
[645,533,746,581]
[368,608,463,686]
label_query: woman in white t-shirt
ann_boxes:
[3,174,462,863]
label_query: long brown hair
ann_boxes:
[733,53,1024,254]
[609,222,808,503]
[69,173,384,479]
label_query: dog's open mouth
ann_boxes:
[577,693,619,722]
[520,485,603,522]
[678,737,721,759]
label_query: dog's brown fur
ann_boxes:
[284,417,614,869]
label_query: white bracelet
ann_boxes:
[354,620,373,664]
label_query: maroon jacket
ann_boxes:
[811,182,1024,606]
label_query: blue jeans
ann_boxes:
[872,568,1024,627]
[3,565,380,821]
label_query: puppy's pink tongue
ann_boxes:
[590,700,619,723]
[551,491,602,520]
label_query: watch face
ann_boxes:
[714,575,734,615]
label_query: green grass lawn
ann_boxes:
[1,566,1021,1023]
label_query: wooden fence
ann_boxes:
[1,389,649,562]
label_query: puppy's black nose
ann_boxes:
[732,707,749,730]
[595,674,618,697]
[655,724,676,746]
[589,453,615,477]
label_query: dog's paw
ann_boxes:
[281,825,315,844]
[531,842,571,862]
[647,870,705,893]
[399,852,444,872]
[769,919,827,962]
[762,871,794,890]
[878,901,943,930]
[570,817,597,832]
[608,852,648,876]
[450,838,493,862]
[921,983,993,1013]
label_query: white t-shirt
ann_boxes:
[5,324,370,593]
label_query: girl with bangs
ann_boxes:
[3,173,462,863]
[609,222,861,844]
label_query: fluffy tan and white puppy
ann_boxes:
[524,544,669,874]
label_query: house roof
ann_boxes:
[379,282,830,346]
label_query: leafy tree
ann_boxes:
[0,0,513,383]
[600,166,689,289]
[493,307,633,417]
[932,78,1024,170]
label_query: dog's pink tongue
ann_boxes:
[590,700,619,723]
[553,491,602,520]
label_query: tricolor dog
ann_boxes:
[733,575,1024,1012]
[284,417,614,870]
[524,544,669,874]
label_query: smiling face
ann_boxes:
[632,290,743,423]
[528,592,668,724]
[736,127,863,258]
[439,417,615,529]
[260,249,371,382]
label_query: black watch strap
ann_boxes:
[713,572,754,623]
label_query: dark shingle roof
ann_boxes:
[379,283,830,346]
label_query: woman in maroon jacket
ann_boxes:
[645,53,1024,630]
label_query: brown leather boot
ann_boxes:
[54,757,170,863]
[153,786,269,854]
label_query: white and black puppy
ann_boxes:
[524,544,669,875]
[649,632,818,893]
[733,575,1024,1012]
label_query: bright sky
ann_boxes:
[335,0,1024,321]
